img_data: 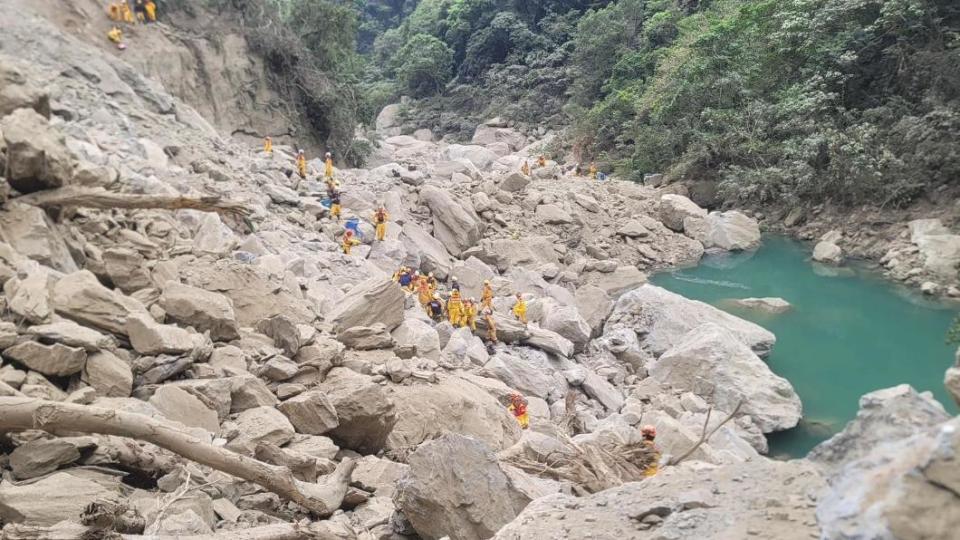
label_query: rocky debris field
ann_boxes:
[0,2,958,539]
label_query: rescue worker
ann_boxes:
[392,266,405,283]
[145,0,157,22]
[373,205,389,242]
[537,154,546,168]
[447,289,464,326]
[408,270,420,292]
[263,136,273,154]
[296,150,307,179]
[121,1,134,23]
[107,26,123,45]
[574,162,583,176]
[521,160,531,176]
[508,393,529,430]
[450,276,460,292]
[324,152,334,178]
[481,280,494,311]
[641,425,660,477]
[589,161,598,180]
[108,2,122,21]
[329,191,342,221]
[417,273,432,306]
[427,272,438,295]
[325,177,339,199]
[512,292,527,324]
[463,298,478,330]
[134,0,146,23]
[483,308,498,343]
[341,229,360,255]
[427,295,445,321]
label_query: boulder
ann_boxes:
[420,185,482,255]
[449,256,496,299]
[727,297,792,314]
[522,324,575,358]
[26,321,114,351]
[82,350,133,397]
[338,324,395,350]
[192,213,237,255]
[444,144,499,170]
[352,456,409,498]
[2,341,86,377]
[159,281,240,342]
[0,61,50,117]
[914,233,960,280]
[535,204,574,225]
[4,272,55,324]
[149,385,220,434]
[52,270,149,335]
[387,376,520,452]
[812,241,843,265]
[102,248,152,293]
[9,439,81,480]
[260,356,299,382]
[617,220,650,238]
[391,319,441,360]
[0,204,77,273]
[0,472,121,526]
[395,434,531,540]
[482,349,568,402]
[541,305,591,349]
[443,327,489,366]
[319,368,397,454]
[582,266,647,298]
[278,389,340,435]
[608,284,775,356]
[400,222,455,278]
[947,349,960,407]
[229,375,279,413]
[658,194,706,232]
[254,315,301,357]
[581,371,625,412]
[0,108,72,194]
[466,237,559,272]
[225,406,296,455]
[375,103,402,136]
[651,323,801,432]
[328,278,405,334]
[695,211,761,251]
[126,312,203,356]
[500,172,530,193]
[575,285,613,336]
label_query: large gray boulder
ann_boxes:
[500,172,529,193]
[224,406,296,455]
[575,285,613,336]
[0,60,50,118]
[812,241,843,265]
[914,233,960,280]
[694,211,761,251]
[51,270,149,336]
[449,256,496,299]
[391,319,441,360]
[102,248,151,294]
[658,194,706,232]
[400,222,455,279]
[541,305,591,349]
[149,385,220,434]
[0,108,72,193]
[4,271,55,324]
[581,266,647,298]
[608,284,775,357]
[0,203,77,272]
[444,144,499,170]
[126,313,204,356]
[82,350,133,398]
[26,320,115,351]
[2,341,86,377]
[420,185,482,256]
[319,368,397,454]
[159,281,240,342]
[395,434,532,540]
[481,349,568,402]
[386,376,521,452]
[651,323,801,432]
[277,389,340,435]
[327,278,404,334]
[0,472,121,527]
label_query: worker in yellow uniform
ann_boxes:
[427,272,438,295]
[263,136,273,155]
[447,289,464,326]
[483,308,498,342]
[537,155,546,168]
[417,274,432,307]
[121,1,134,23]
[145,0,157,22]
[296,150,307,178]
[107,26,124,46]
[641,425,661,477]
[589,161,598,180]
[508,394,529,430]
[108,2,122,21]
[462,298,478,330]
[329,191,342,222]
[521,160,530,176]
[481,280,494,311]
[512,292,527,324]
[341,229,360,255]
[324,152,334,178]
[373,205,389,242]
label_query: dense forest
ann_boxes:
[182,0,960,209]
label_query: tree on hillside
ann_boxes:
[393,33,455,96]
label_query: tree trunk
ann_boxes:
[0,397,354,517]
[17,187,251,219]
[1,522,350,540]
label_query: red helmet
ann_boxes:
[641,425,656,438]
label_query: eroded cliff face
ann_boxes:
[7,0,312,149]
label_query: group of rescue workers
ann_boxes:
[257,140,657,470]
[521,155,600,180]
[106,1,158,49]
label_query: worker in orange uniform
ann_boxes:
[511,292,527,324]
[329,190,342,222]
[417,274,432,307]
[341,229,360,255]
[447,288,464,326]
[263,136,273,154]
[296,150,307,179]
[481,280,494,311]
[107,26,123,44]
[521,160,530,176]
[324,152,334,178]
[121,1,134,23]
[462,298,478,330]
[641,425,661,477]
[508,393,529,429]
[373,205,389,242]
[589,161,598,180]
[108,2,122,21]
[145,0,157,22]
[483,308,497,342]
[537,155,546,168]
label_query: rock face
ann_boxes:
[159,281,240,341]
[659,194,706,232]
[319,368,397,454]
[811,385,957,540]
[395,434,531,540]
[328,278,404,334]
[51,270,149,335]
[650,323,802,432]
[494,458,825,540]
[608,284,776,357]
[0,107,72,193]
[420,185,482,255]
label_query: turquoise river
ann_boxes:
[650,235,959,458]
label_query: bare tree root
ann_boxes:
[18,187,252,220]
[0,397,355,517]
[669,400,744,466]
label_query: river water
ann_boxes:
[649,235,958,458]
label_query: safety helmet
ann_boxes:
[452,276,458,281]
[325,152,332,158]
[483,280,490,285]
[428,272,434,278]
[344,229,353,236]
[641,425,657,438]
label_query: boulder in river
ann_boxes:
[727,297,792,314]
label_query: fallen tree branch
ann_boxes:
[668,400,744,466]
[1,521,351,540]
[17,187,252,219]
[0,397,355,517]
